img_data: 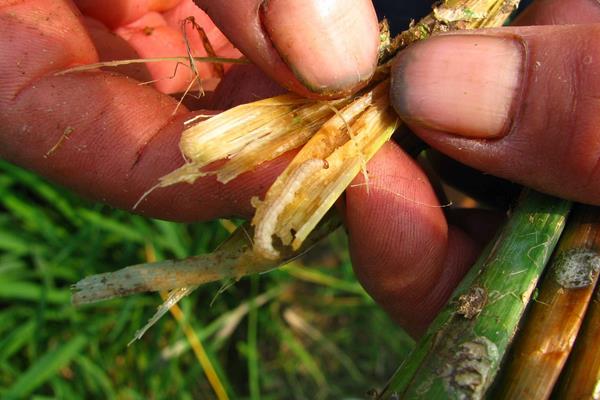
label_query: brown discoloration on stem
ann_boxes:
[72,212,341,305]
[457,286,487,319]
[439,336,498,399]
[380,190,570,399]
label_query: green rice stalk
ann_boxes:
[378,190,571,399]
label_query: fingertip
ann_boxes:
[390,34,524,139]
[396,25,600,205]
[0,0,98,104]
[260,0,379,96]
[346,142,488,335]
[194,0,379,98]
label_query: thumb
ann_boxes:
[390,24,600,205]
[194,0,379,98]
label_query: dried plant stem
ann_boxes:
[493,204,600,399]
[384,0,520,57]
[553,266,600,398]
[55,56,248,76]
[379,190,571,399]
[152,95,351,193]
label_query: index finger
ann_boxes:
[195,0,380,98]
[0,0,286,222]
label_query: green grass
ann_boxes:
[0,159,414,399]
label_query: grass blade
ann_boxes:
[5,335,87,398]
[0,319,36,362]
[74,355,116,399]
[0,281,70,304]
[160,291,230,400]
[248,275,260,400]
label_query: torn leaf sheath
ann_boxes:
[162,79,397,261]
[251,80,398,259]
[158,94,351,188]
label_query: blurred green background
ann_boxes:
[0,159,414,399]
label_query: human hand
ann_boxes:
[8,0,594,339]
[349,0,600,336]
[0,0,378,221]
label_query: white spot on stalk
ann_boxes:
[553,249,600,289]
[254,159,326,259]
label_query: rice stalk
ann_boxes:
[378,190,571,399]
[72,212,341,305]
[553,276,600,398]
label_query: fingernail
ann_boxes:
[261,0,379,95]
[391,35,525,138]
